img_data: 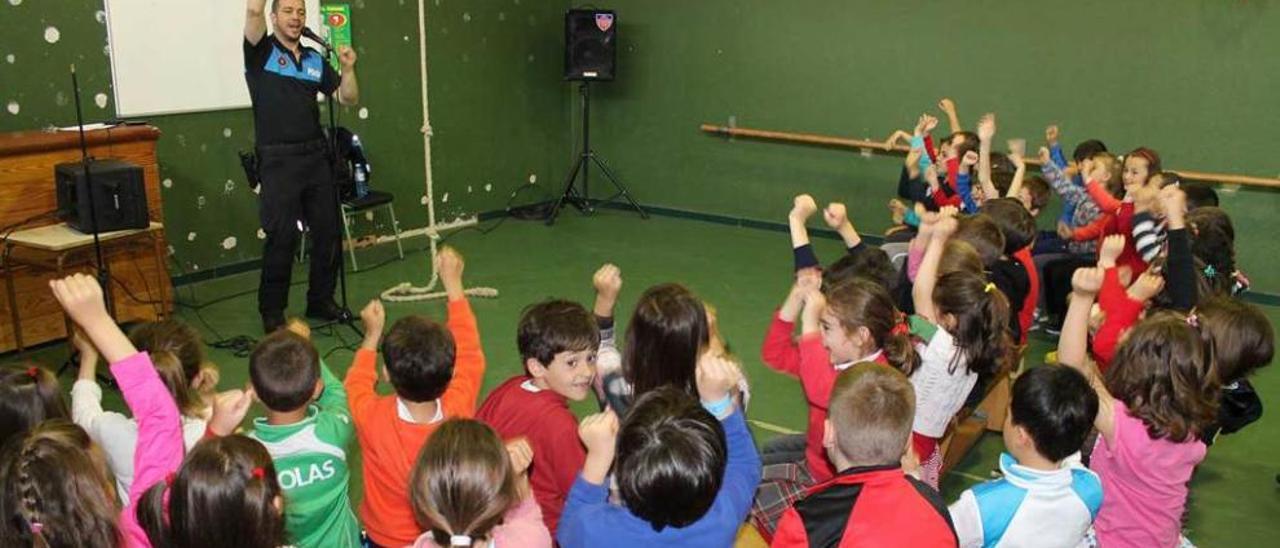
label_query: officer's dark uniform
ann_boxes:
[243,34,340,325]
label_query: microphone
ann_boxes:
[301,26,333,52]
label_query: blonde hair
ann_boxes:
[828,363,915,466]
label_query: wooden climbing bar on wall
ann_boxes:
[699,123,1280,190]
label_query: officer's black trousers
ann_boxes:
[256,141,339,317]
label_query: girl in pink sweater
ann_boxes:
[1059,267,1218,548]
[0,274,186,548]
[409,419,551,548]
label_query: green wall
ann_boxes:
[6,0,1280,292]
[589,0,1280,291]
[0,0,568,275]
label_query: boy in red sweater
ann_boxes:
[344,246,486,547]
[477,287,602,536]
[772,363,957,547]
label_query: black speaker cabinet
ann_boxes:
[55,159,150,233]
[564,9,616,81]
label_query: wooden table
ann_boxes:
[0,125,171,353]
[3,222,169,351]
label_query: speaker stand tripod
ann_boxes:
[57,64,117,389]
[546,82,647,225]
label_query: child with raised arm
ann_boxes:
[49,273,185,548]
[246,326,359,548]
[753,272,919,537]
[1059,268,1217,547]
[70,326,210,504]
[910,212,1012,487]
[788,195,896,291]
[558,354,761,547]
[345,246,487,547]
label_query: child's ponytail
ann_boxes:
[933,271,1013,377]
[149,351,205,419]
[0,421,120,548]
[882,327,920,376]
[0,365,69,447]
[825,279,919,375]
[410,419,518,547]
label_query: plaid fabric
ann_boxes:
[919,446,942,490]
[749,461,816,542]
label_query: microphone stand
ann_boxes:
[311,37,361,339]
[57,64,117,388]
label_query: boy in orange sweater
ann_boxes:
[344,246,485,547]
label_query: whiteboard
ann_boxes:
[105,0,322,117]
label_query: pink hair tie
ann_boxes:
[1185,312,1200,328]
[28,520,43,535]
[251,467,266,479]
[25,367,38,379]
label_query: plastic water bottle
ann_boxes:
[351,134,370,198]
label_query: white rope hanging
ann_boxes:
[382,0,498,303]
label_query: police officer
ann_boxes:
[244,0,359,333]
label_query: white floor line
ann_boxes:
[946,470,989,483]
[748,419,801,435]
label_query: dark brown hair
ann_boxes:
[128,319,208,386]
[249,331,320,412]
[827,363,915,466]
[130,320,213,418]
[981,198,1036,254]
[0,420,120,548]
[149,352,205,418]
[1022,176,1052,212]
[1105,311,1218,442]
[1188,207,1236,295]
[933,271,1012,378]
[1196,297,1274,384]
[940,239,985,276]
[0,365,68,448]
[138,436,284,548]
[623,284,708,400]
[948,131,980,160]
[615,387,725,531]
[989,152,1018,196]
[954,214,1006,267]
[823,247,897,294]
[517,299,599,370]
[825,279,919,375]
[382,315,457,403]
[410,419,517,545]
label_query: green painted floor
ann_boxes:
[10,209,1279,546]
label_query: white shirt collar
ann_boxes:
[397,398,444,424]
[834,349,885,371]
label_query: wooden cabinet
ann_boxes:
[0,126,172,352]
